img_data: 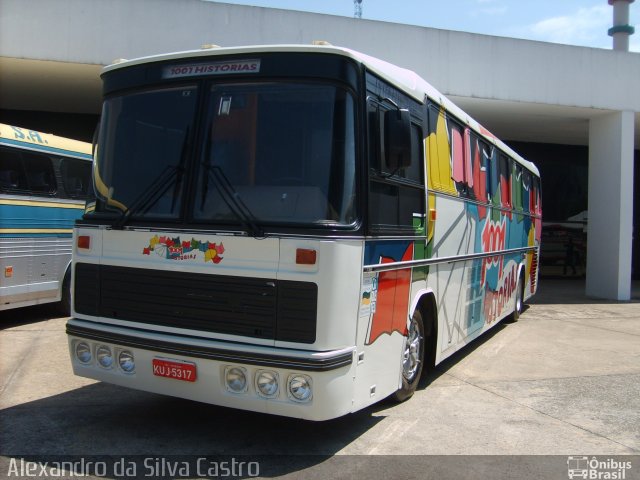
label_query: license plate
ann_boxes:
[152,358,197,382]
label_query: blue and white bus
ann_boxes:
[67,44,541,420]
[0,124,93,314]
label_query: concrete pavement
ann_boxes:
[0,279,638,476]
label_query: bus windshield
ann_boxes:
[94,81,357,228]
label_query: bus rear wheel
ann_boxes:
[392,309,425,402]
[511,271,525,322]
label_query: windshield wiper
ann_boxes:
[112,165,183,229]
[112,128,190,229]
[200,165,264,238]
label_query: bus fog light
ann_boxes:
[288,374,312,402]
[96,345,113,368]
[225,366,248,393]
[118,350,135,373]
[256,370,279,398]
[75,342,92,364]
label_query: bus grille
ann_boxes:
[74,263,317,343]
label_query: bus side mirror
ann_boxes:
[384,109,412,171]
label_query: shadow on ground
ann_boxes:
[0,303,66,330]
[530,278,640,305]
[0,380,384,477]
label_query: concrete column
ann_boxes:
[586,111,635,300]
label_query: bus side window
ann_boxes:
[480,140,491,204]
[468,132,490,203]
[0,148,28,191]
[61,158,93,199]
[368,99,425,233]
[396,124,423,183]
[532,176,541,215]
[498,154,511,209]
[368,101,382,171]
[22,151,56,194]
[522,169,531,213]
[426,104,449,193]
[512,162,523,211]
[449,120,467,196]
[488,147,498,204]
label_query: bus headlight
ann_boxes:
[287,374,312,402]
[224,366,248,393]
[118,350,135,373]
[75,342,92,364]
[255,370,279,398]
[96,345,113,368]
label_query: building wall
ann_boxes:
[1,0,640,114]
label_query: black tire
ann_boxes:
[392,309,425,402]
[57,270,71,317]
[511,271,525,322]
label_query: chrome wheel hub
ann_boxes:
[402,317,422,381]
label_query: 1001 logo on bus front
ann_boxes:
[142,235,224,264]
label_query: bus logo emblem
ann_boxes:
[142,235,224,264]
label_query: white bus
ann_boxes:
[67,45,541,421]
[0,124,93,313]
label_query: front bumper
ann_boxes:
[66,319,356,421]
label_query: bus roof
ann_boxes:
[0,123,92,161]
[103,44,538,176]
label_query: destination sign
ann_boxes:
[163,59,261,78]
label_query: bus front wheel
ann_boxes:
[392,309,425,402]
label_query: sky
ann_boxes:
[211,0,640,52]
